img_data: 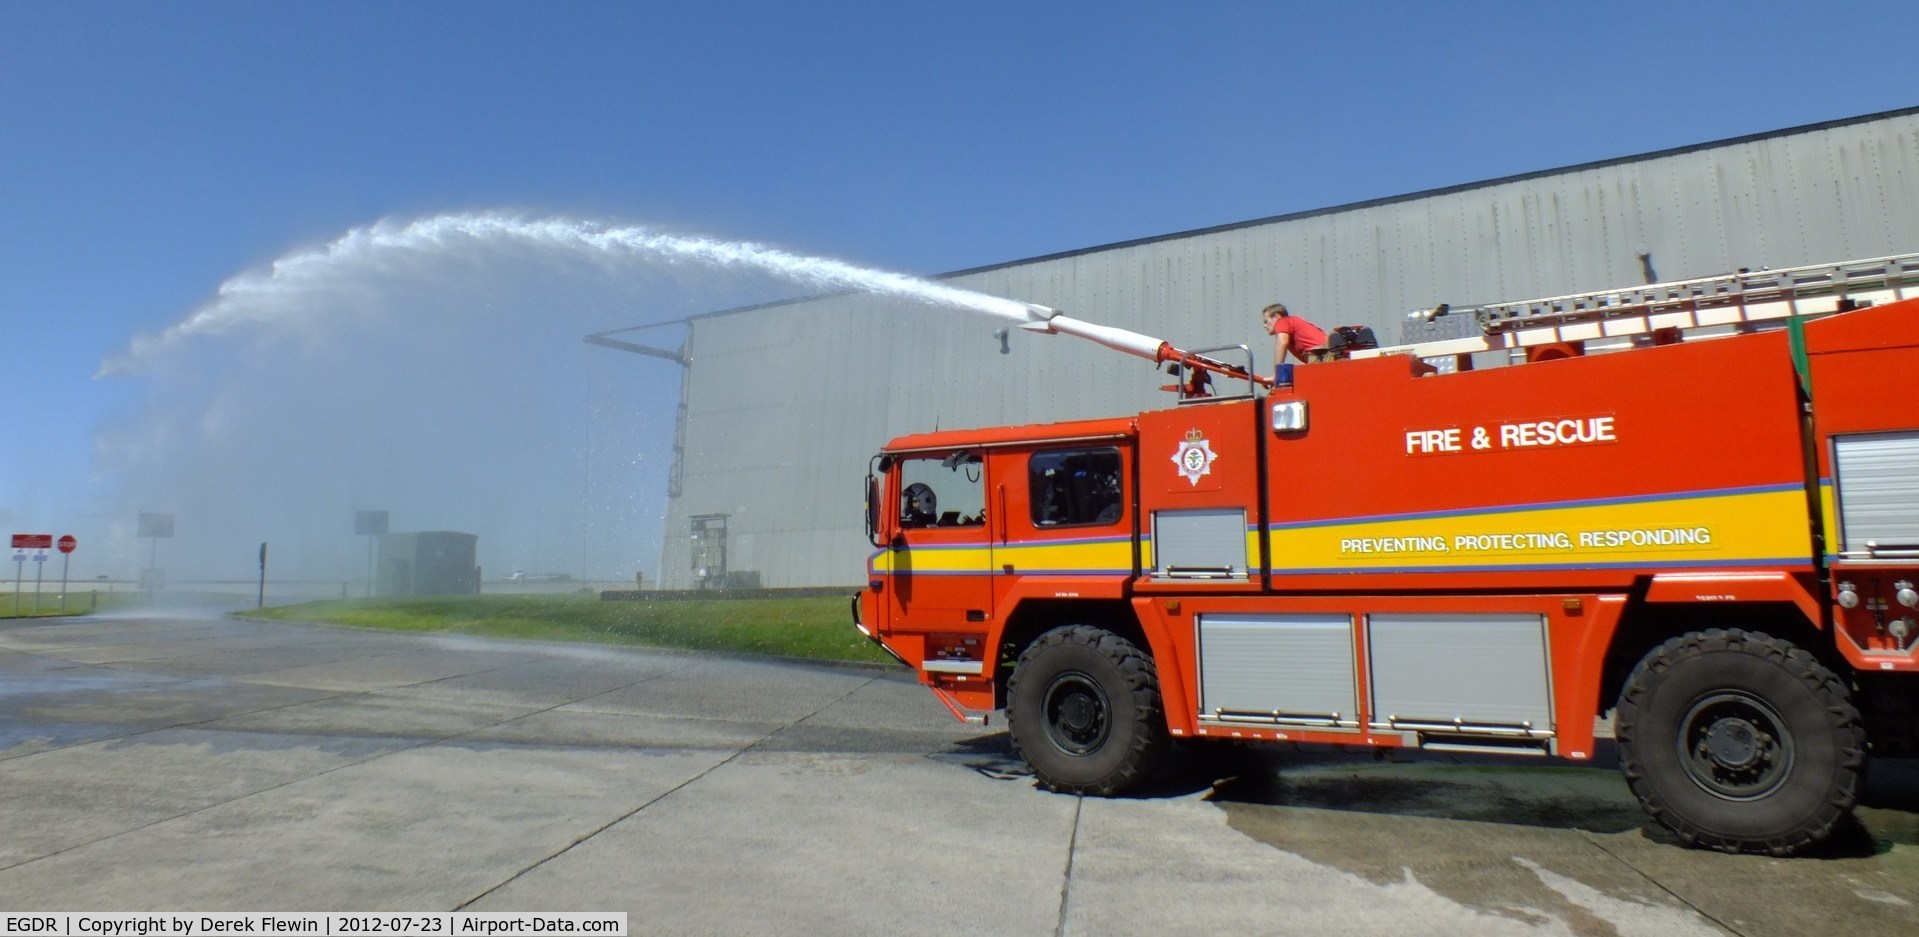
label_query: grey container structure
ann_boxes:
[377,531,480,597]
[630,107,1919,589]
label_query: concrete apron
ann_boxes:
[0,614,1914,937]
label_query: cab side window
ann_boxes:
[899,453,986,529]
[1030,448,1124,527]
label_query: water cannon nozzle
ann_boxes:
[1018,303,1063,333]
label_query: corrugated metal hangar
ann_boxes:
[633,106,1919,589]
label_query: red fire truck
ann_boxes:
[854,254,1919,856]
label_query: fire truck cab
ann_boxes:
[855,256,1919,856]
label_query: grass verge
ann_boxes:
[244,593,895,664]
[0,591,141,619]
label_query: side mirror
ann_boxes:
[864,472,882,547]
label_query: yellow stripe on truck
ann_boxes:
[869,537,1136,575]
[1267,486,1813,573]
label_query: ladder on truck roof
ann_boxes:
[1351,252,1919,366]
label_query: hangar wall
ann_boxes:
[657,107,1919,589]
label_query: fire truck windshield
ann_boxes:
[898,454,985,528]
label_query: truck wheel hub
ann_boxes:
[1704,719,1760,768]
[1042,673,1112,755]
[1678,692,1794,800]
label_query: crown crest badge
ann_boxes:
[1171,429,1218,486]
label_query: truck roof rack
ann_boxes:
[1353,252,1919,366]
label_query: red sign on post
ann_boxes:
[10,534,52,550]
[57,535,76,554]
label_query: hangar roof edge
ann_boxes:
[675,105,1919,326]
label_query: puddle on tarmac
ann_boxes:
[929,732,1032,782]
[1211,758,1646,833]
[1205,753,1662,927]
[1206,751,1919,932]
[1856,760,1919,853]
[0,721,132,755]
[0,672,172,699]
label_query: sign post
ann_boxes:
[58,535,76,613]
[138,513,175,607]
[10,534,53,617]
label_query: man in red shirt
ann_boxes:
[1262,302,1330,366]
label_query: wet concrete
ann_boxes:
[0,613,1914,936]
[1205,750,1919,937]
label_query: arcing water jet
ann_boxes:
[104,210,1262,391]
[100,212,1039,375]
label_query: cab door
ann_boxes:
[993,442,1137,612]
[882,451,995,631]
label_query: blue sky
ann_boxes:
[3,1,1916,584]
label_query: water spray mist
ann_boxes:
[101,212,1042,375]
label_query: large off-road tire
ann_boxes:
[1006,625,1169,795]
[1615,628,1865,856]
